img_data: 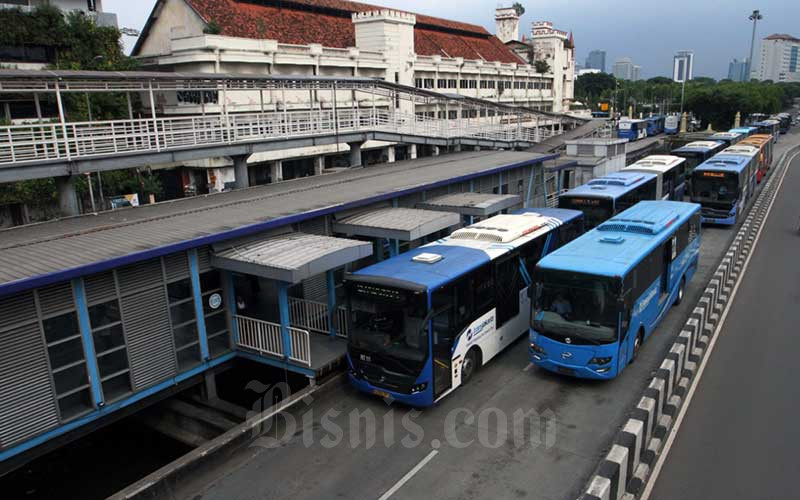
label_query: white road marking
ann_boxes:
[377,450,439,500]
[523,363,534,372]
[640,149,799,500]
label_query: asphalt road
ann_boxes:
[649,147,800,499]
[172,133,800,500]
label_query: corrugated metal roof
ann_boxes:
[416,192,520,217]
[332,208,460,241]
[211,233,372,283]
[0,150,555,296]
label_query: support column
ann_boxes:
[232,154,251,189]
[386,146,396,163]
[270,160,283,183]
[431,146,440,156]
[202,371,218,400]
[314,155,325,176]
[56,175,80,217]
[326,270,337,338]
[278,282,293,360]
[474,145,481,152]
[409,144,418,159]
[189,249,211,362]
[348,141,363,168]
[72,278,103,408]
[453,144,462,153]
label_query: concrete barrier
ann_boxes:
[580,141,800,500]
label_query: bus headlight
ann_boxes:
[530,343,546,355]
[410,383,428,394]
[588,357,612,365]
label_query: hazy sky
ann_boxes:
[106,0,800,80]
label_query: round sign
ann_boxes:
[208,293,223,310]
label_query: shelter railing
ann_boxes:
[234,314,311,366]
[289,297,349,338]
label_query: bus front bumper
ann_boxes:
[348,373,433,407]
[530,354,617,380]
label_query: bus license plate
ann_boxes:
[557,367,575,376]
[373,389,390,398]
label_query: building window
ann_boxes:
[199,270,231,357]
[414,78,423,88]
[168,278,202,370]
[43,312,93,421]
[423,78,435,89]
[438,79,448,89]
[88,299,132,402]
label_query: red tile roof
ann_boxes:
[185,0,524,64]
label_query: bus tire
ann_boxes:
[632,329,644,363]
[461,348,480,384]
[674,277,686,306]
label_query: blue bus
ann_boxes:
[645,116,665,136]
[690,153,757,225]
[664,115,680,135]
[729,126,759,138]
[345,209,584,406]
[753,120,781,142]
[618,119,648,141]
[671,140,727,174]
[529,201,702,379]
[709,131,743,147]
[558,171,658,230]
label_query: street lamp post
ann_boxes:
[747,10,763,81]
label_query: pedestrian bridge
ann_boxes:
[0,70,584,182]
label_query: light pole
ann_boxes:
[747,10,763,81]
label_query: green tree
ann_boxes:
[575,72,617,105]
[512,2,526,16]
[534,59,551,75]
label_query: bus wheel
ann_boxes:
[674,277,686,306]
[632,330,644,362]
[461,348,479,384]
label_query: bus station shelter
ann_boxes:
[416,192,521,223]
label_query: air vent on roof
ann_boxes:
[413,253,443,264]
[600,236,625,244]
[450,213,555,243]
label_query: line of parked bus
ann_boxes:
[618,115,667,141]
[343,122,788,406]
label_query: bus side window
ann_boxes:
[688,214,700,243]
[494,257,521,327]
[520,236,546,275]
[472,264,495,316]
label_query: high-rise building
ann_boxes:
[728,58,750,82]
[632,65,642,82]
[755,34,800,82]
[673,50,694,82]
[613,57,638,80]
[585,50,606,72]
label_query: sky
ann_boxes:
[106,0,800,80]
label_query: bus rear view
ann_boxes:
[558,172,658,230]
[529,201,702,379]
[690,154,755,225]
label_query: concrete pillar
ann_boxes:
[232,154,250,189]
[474,145,481,152]
[386,146,396,163]
[409,144,418,160]
[314,155,325,176]
[202,371,218,400]
[348,142,363,168]
[56,175,80,217]
[431,146,440,156]
[270,160,283,183]
[453,144,462,153]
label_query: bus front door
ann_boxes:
[431,312,453,398]
[662,237,676,299]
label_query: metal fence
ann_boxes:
[289,297,349,338]
[234,314,311,366]
[0,107,558,166]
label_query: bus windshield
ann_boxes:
[691,171,739,204]
[346,281,429,374]
[532,270,620,344]
[558,196,614,230]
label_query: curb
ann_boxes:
[579,140,800,500]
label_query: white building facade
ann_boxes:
[130,0,573,194]
[0,0,117,26]
[755,34,800,82]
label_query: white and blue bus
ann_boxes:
[664,115,680,135]
[618,118,648,141]
[558,171,658,230]
[671,140,727,174]
[345,209,584,406]
[623,155,689,201]
[529,201,702,379]
[690,152,758,225]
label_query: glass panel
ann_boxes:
[92,324,125,354]
[173,321,199,349]
[170,300,196,326]
[204,311,227,336]
[97,348,129,378]
[177,344,202,370]
[48,337,85,370]
[167,278,194,303]
[200,271,221,292]
[53,363,89,395]
[43,312,80,345]
[101,372,131,402]
[208,332,231,358]
[58,389,93,421]
[89,300,121,329]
